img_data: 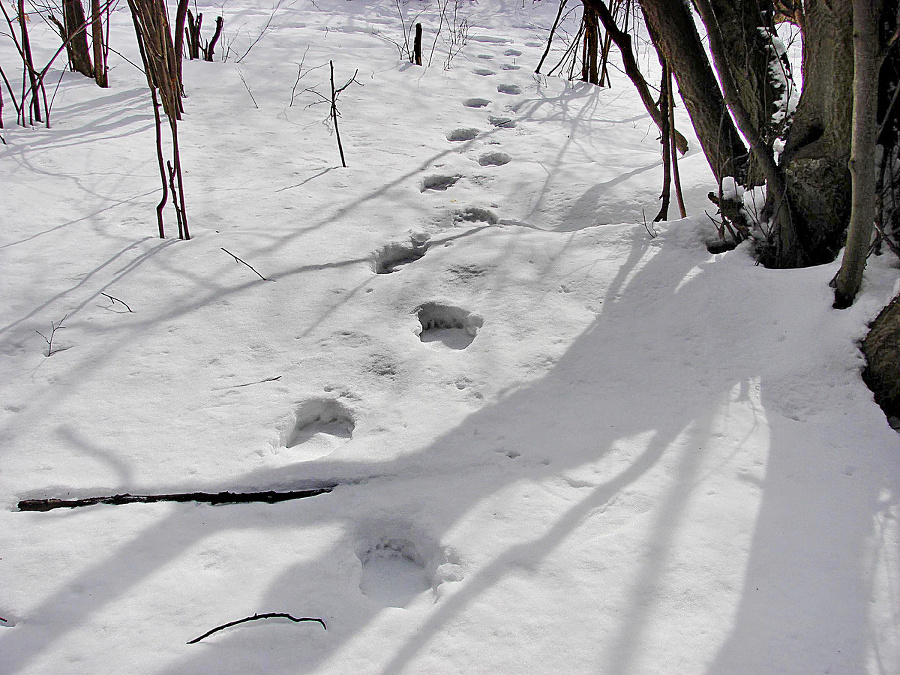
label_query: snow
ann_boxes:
[1,0,898,673]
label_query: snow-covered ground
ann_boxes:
[1,1,898,672]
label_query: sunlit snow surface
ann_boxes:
[1,1,898,673]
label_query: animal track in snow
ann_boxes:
[372,240,428,274]
[478,151,511,166]
[497,83,522,95]
[422,174,461,191]
[488,115,516,128]
[281,398,354,455]
[463,98,491,108]
[476,54,495,59]
[446,128,480,142]
[453,206,499,224]
[355,523,463,607]
[504,48,523,56]
[501,64,521,70]
[358,538,430,607]
[473,68,496,76]
[416,303,483,350]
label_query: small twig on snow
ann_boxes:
[237,70,259,108]
[641,210,657,239]
[36,314,67,356]
[101,292,133,312]
[187,613,327,644]
[233,375,281,388]
[221,248,270,281]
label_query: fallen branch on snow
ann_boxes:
[188,612,326,644]
[18,487,333,512]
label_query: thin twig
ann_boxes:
[221,247,270,281]
[237,70,258,108]
[214,375,282,390]
[36,313,67,356]
[187,613,327,645]
[235,0,284,63]
[101,292,133,312]
[641,209,657,238]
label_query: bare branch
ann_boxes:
[221,247,270,281]
[188,613,327,645]
[101,292,133,312]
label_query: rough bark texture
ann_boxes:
[777,0,854,266]
[706,0,787,145]
[63,0,93,77]
[696,0,792,186]
[636,0,749,183]
[862,293,900,427]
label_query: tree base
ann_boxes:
[862,292,900,429]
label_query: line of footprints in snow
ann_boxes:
[280,49,525,607]
[286,49,526,459]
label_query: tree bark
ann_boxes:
[862,292,900,426]
[776,0,854,266]
[63,0,94,77]
[834,0,882,307]
[174,0,188,89]
[91,0,107,87]
[654,58,671,222]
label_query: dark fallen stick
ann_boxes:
[101,292,134,312]
[221,247,270,281]
[18,487,333,512]
[233,375,282,388]
[188,612,326,644]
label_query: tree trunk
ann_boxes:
[862,292,900,427]
[582,7,599,85]
[634,0,750,184]
[834,0,882,307]
[654,58,671,222]
[91,0,108,87]
[174,0,188,89]
[17,0,42,123]
[63,0,94,77]
[776,0,854,266]
[694,0,793,186]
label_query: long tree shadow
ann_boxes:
[160,229,895,673]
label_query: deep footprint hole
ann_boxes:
[488,115,516,128]
[372,241,428,274]
[463,98,491,108]
[422,175,461,192]
[358,539,430,608]
[416,302,483,350]
[474,68,496,76]
[447,128,480,142]
[284,399,354,448]
[497,83,522,94]
[478,151,511,166]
